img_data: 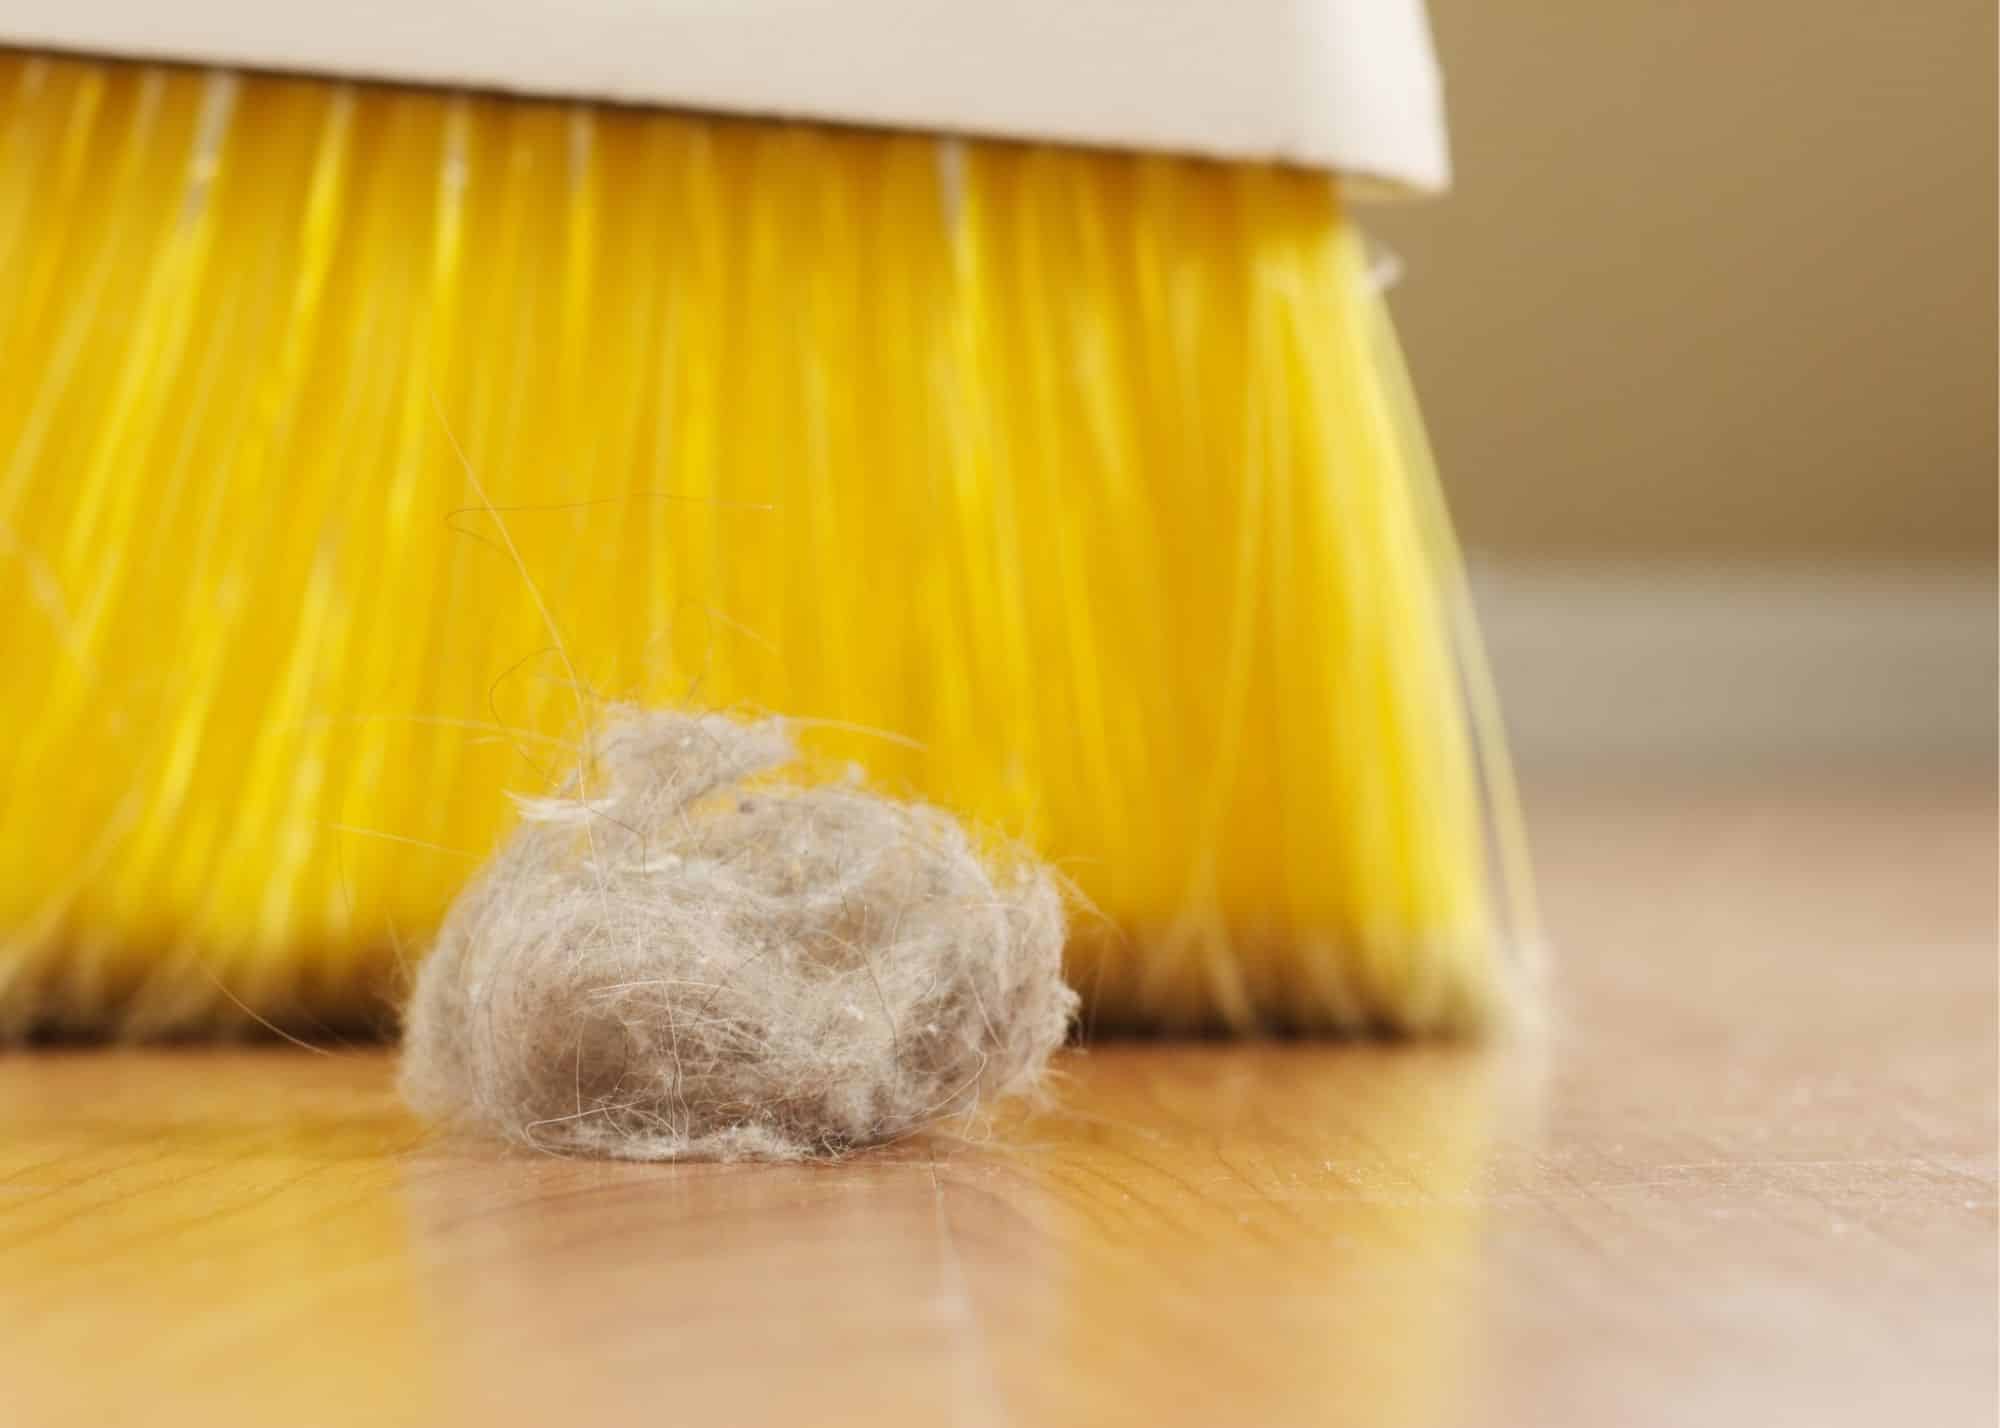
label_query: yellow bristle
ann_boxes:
[0,54,1534,1037]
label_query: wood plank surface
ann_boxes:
[2,778,1993,1427]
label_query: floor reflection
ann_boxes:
[394,1041,1507,1427]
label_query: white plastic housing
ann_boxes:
[0,0,1450,192]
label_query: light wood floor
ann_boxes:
[2,777,1993,1427]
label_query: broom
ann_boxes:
[0,0,1535,1039]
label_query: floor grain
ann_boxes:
[2,778,1993,1426]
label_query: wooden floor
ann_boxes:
[2,778,1993,1427]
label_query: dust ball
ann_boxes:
[400,708,1076,1159]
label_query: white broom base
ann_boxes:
[0,0,1449,189]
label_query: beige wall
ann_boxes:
[1369,0,1996,561]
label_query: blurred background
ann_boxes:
[1371,0,1996,770]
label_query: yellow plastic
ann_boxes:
[0,56,1533,1035]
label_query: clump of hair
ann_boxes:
[400,708,1076,1160]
